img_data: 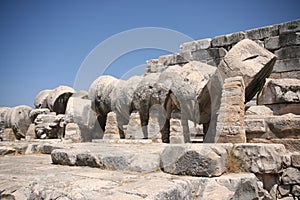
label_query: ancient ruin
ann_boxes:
[0,19,300,199]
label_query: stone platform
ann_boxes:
[0,153,258,200]
[1,140,299,199]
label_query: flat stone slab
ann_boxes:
[0,154,259,199]
[51,142,166,173]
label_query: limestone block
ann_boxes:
[266,114,300,138]
[25,123,35,140]
[191,173,259,200]
[51,147,161,172]
[265,32,300,50]
[257,78,300,105]
[279,19,300,34]
[273,58,300,73]
[231,144,286,173]
[47,85,75,114]
[169,118,184,144]
[158,53,187,66]
[270,71,300,80]
[245,118,267,134]
[189,48,227,66]
[34,89,51,108]
[211,32,246,47]
[180,38,211,52]
[147,107,163,141]
[267,103,300,115]
[103,111,120,140]
[29,108,50,123]
[160,144,231,177]
[64,123,86,142]
[245,25,279,40]
[282,167,300,184]
[275,46,300,60]
[245,105,274,116]
[125,111,143,139]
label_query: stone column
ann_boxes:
[103,111,120,140]
[215,76,246,143]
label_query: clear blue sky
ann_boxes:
[0,0,299,107]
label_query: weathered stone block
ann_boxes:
[273,58,300,73]
[160,144,231,177]
[35,113,65,139]
[266,114,300,138]
[279,19,300,34]
[282,167,300,184]
[190,173,259,200]
[270,71,300,80]
[245,118,267,134]
[125,111,143,139]
[147,107,163,141]
[211,32,246,47]
[25,123,35,140]
[275,46,300,60]
[103,111,120,140]
[64,123,86,142]
[169,118,184,144]
[291,153,300,168]
[158,53,187,66]
[245,25,279,40]
[180,38,211,52]
[245,105,274,116]
[190,48,227,62]
[29,108,50,123]
[267,103,300,115]
[257,78,300,105]
[231,144,286,173]
[265,32,300,50]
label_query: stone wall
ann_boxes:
[145,19,300,80]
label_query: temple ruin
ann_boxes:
[0,19,300,199]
